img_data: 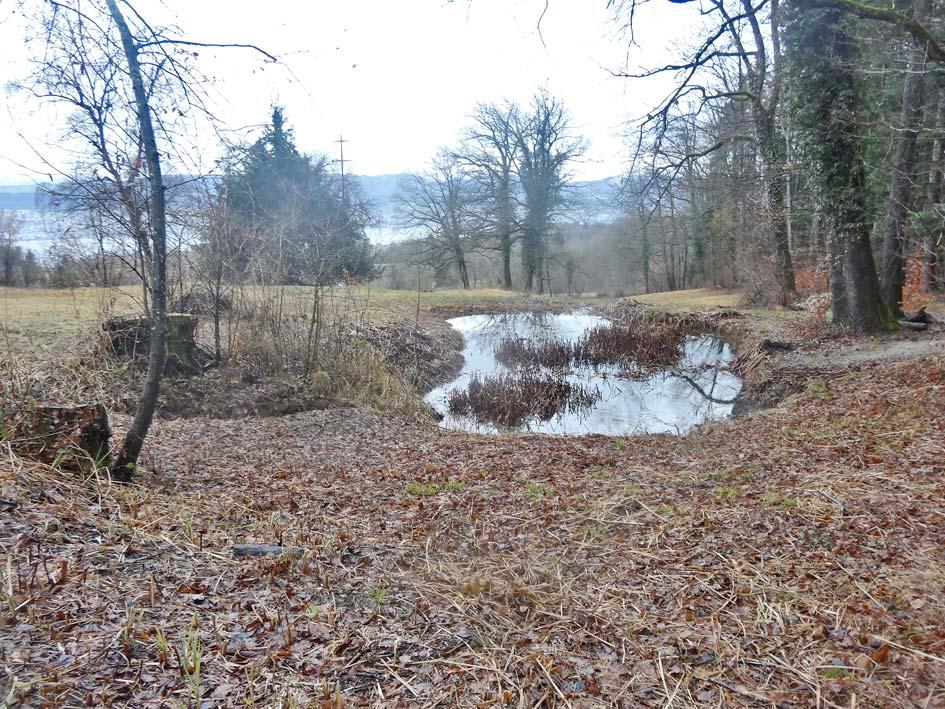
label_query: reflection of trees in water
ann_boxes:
[669,370,738,405]
[466,312,553,351]
[681,334,731,367]
[671,336,739,407]
[468,311,598,352]
[439,312,742,434]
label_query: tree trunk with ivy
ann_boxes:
[924,85,945,291]
[786,4,895,331]
[880,0,932,315]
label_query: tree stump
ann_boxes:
[11,404,111,470]
[102,313,202,374]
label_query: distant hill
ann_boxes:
[0,185,40,211]
[353,173,405,207]
[353,173,622,228]
[0,174,623,248]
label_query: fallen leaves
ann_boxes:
[2,335,945,705]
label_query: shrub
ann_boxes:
[447,373,600,426]
[795,269,830,296]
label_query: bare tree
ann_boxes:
[513,91,585,293]
[612,0,798,302]
[396,151,482,289]
[880,0,933,314]
[459,102,521,289]
[25,0,274,479]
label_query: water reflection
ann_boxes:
[424,311,742,435]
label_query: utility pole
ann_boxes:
[333,135,350,205]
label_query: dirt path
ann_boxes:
[787,331,945,367]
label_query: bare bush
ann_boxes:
[447,373,600,426]
[494,337,572,369]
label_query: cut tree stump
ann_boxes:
[11,404,110,470]
[102,313,204,374]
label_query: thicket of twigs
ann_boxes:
[493,307,734,373]
[494,337,573,369]
[447,373,600,426]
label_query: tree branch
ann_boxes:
[803,0,945,63]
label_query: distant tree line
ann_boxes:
[0,211,42,287]
[392,90,585,294]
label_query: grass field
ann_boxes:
[0,286,142,354]
[0,284,587,355]
[634,287,740,309]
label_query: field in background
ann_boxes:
[0,286,142,353]
[0,285,591,356]
[0,284,745,361]
[634,287,739,309]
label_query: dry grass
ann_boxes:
[634,288,739,309]
[0,285,524,356]
[0,286,524,412]
[0,286,140,353]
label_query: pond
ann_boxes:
[424,311,742,435]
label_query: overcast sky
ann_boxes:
[0,0,702,185]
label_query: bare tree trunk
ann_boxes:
[811,208,825,263]
[784,119,794,254]
[924,84,945,290]
[499,185,514,289]
[880,0,931,315]
[667,190,683,290]
[500,231,513,289]
[641,221,651,294]
[213,289,222,363]
[456,250,470,289]
[107,0,168,481]
[522,224,539,292]
[759,119,797,303]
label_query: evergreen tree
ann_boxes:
[223,107,374,284]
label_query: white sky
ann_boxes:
[0,0,703,184]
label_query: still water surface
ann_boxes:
[424,311,742,435]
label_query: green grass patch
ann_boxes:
[406,480,464,497]
[713,486,740,498]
